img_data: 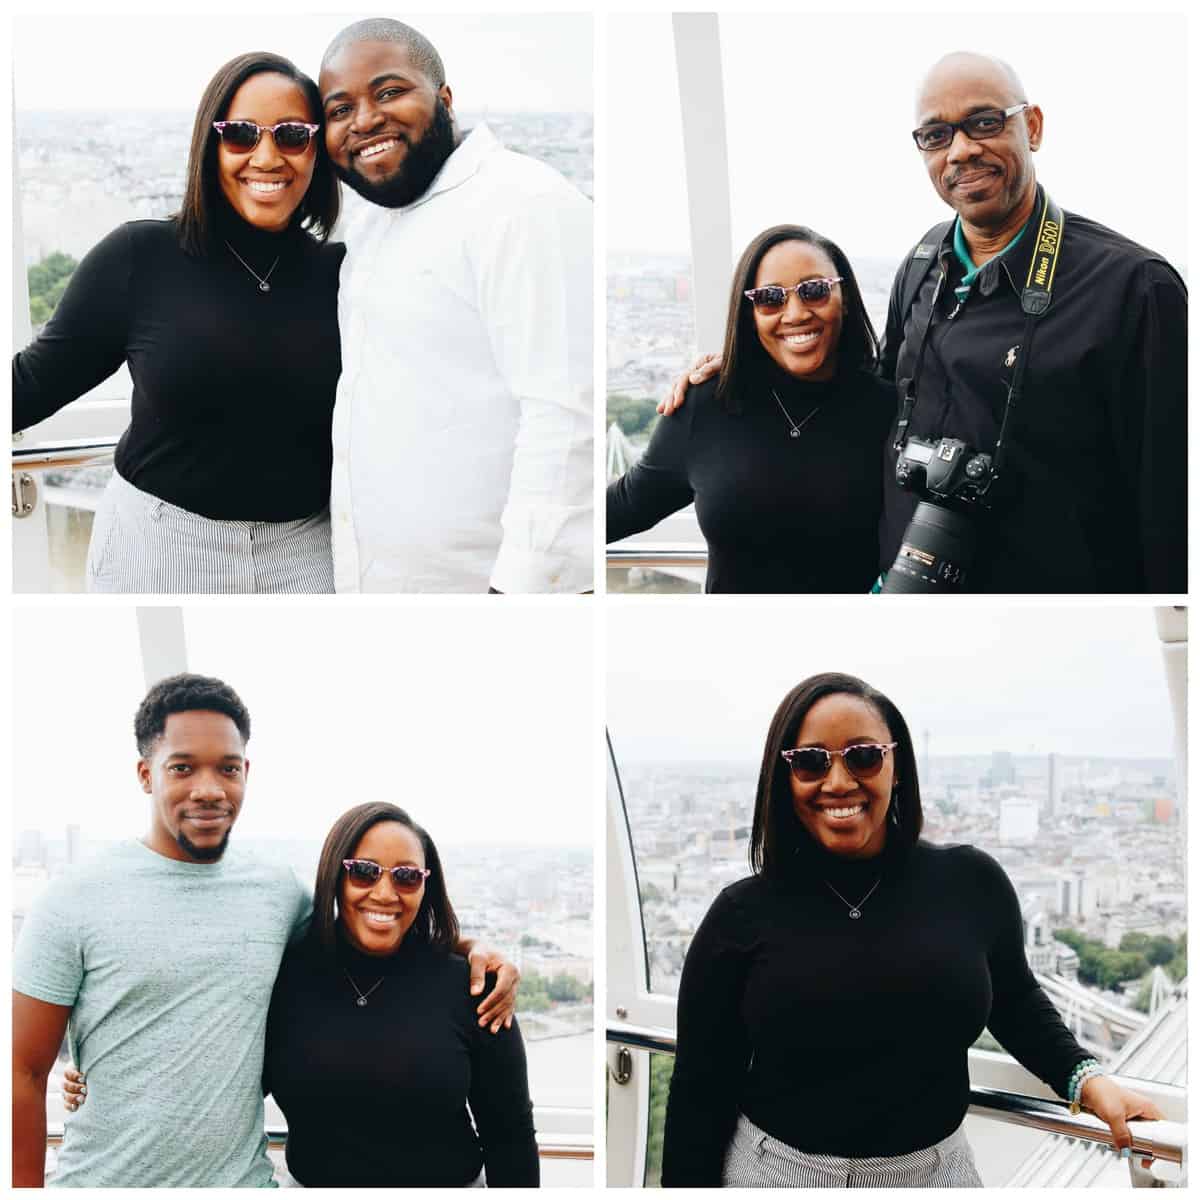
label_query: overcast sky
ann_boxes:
[609,604,1182,765]
[13,13,592,113]
[608,11,1188,269]
[13,605,595,847]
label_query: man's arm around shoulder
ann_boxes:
[13,991,71,1186]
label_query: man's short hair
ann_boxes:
[134,674,251,757]
[322,18,445,87]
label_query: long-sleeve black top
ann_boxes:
[661,838,1091,1187]
[879,193,1187,592]
[606,363,894,593]
[13,209,344,521]
[263,933,539,1187]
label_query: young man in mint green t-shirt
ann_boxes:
[12,674,516,1187]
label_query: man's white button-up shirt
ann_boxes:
[331,124,593,593]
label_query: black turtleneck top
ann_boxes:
[12,210,344,521]
[262,932,538,1188]
[660,837,1091,1186]
[605,364,895,592]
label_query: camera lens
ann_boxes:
[881,501,976,594]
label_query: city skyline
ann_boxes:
[609,606,1180,763]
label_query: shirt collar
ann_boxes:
[951,210,1031,297]
[407,122,502,209]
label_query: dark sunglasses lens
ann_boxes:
[274,123,313,153]
[347,861,382,885]
[844,746,887,777]
[789,749,831,780]
[797,280,833,303]
[752,286,786,310]
[220,121,261,151]
[390,867,426,891]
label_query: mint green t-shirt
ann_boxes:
[14,840,311,1187]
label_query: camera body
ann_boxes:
[893,436,995,510]
[882,437,996,594]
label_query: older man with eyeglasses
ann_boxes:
[665,51,1186,595]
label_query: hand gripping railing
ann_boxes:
[606,1021,1185,1169]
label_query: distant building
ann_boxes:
[65,824,83,866]
[989,751,1016,788]
[999,793,1038,843]
[1152,796,1174,824]
[1047,753,1061,818]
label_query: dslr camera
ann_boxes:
[881,437,995,594]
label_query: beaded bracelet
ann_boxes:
[1067,1058,1104,1114]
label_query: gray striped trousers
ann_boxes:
[86,470,334,594]
[721,1113,984,1187]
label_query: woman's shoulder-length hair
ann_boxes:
[309,802,460,960]
[749,671,923,877]
[176,51,340,256]
[715,224,879,413]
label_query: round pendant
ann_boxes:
[259,281,271,293]
[789,428,800,438]
[849,909,861,920]
[356,996,367,1007]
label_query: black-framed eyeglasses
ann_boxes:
[342,859,431,891]
[744,277,843,311]
[781,742,898,782]
[911,103,1030,152]
[212,120,320,155]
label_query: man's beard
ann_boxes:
[177,829,231,862]
[334,97,457,209]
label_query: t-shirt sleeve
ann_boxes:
[973,848,1090,1096]
[13,222,134,433]
[606,391,698,543]
[468,1014,539,1186]
[13,878,86,1008]
[661,885,753,1187]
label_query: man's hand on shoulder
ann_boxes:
[658,352,722,415]
[463,940,520,1033]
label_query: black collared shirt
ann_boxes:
[879,191,1187,593]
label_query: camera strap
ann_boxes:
[892,188,1066,479]
[990,190,1064,486]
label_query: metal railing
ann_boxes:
[46,1124,593,1162]
[606,1021,1185,1169]
[12,437,119,473]
[607,546,707,570]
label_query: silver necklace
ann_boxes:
[824,877,882,920]
[772,389,822,439]
[344,970,385,1008]
[225,241,280,293]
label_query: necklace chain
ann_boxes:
[225,241,280,294]
[344,970,385,1008]
[824,877,882,920]
[772,388,822,439]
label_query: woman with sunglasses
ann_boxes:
[606,226,893,593]
[12,52,342,593]
[262,803,538,1187]
[662,672,1162,1187]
